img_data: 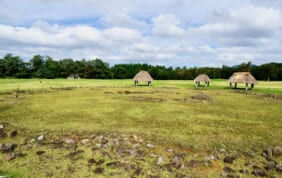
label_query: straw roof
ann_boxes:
[194,74,211,82]
[133,71,154,82]
[228,72,257,84]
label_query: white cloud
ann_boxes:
[152,14,185,37]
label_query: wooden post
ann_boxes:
[251,83,254,90]
[245,83,248,90]
[229,83,232,88]
[207,81,210,87]
[235,83,237,89]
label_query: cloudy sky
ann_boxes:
[0,0,282,67]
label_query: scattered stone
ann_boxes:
[157,156,165,165]
[223,166,235,173]
[9,130,18,137]
[90,134,96,139]
[252,168,267,177]
[87,158,96,166]
[166,148,173,153]
[36,150,46,155]
[220,149,226,153]
[37,135,44,142]
[276,164,282,172]
[224,156,236,164]
[4,153,16,161]
[146,143,154,148]
[264,161,276,170]
[172,155,184,169]
[272,146,282,157]
[132,143,141,149]
[81,139,90,144]
[0,143,17,153]
[94,167,104,174]
[30,138,36,143]
[0,124,4,129]
[95,143,102,148]
[205,155,216,161]
[150,153,158,158]
[65,138,76,144]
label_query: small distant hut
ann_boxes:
[67,74,80,80]
[228,72,257,90]
[133,71,153,86]
[194,74,211,88]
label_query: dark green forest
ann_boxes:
[0,54,282,80]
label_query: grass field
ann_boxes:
[0,79,281,178]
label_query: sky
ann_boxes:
[0,0,282,67]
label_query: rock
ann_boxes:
[252,168,267,177]
[276,164,282,172]
[132,143,141,149]
[264,161,276,170]
[30,138,36,143]
[205,155,216,161]
[37,135,44,142]
[94,167,104,174]
[146,143,154,148]
[223,166,235,173]
[0,129,7,138]
[224,156,235,164]
[36,150,46,155]
[9,130,18,137]
[95,143,102,148]
[0,143,17,153]
[166,148,173,153]
[4,153,16,161]
[90,134,96,139]
[272,146,282,157]
[81,139,90,144]
[65,138,76,144]
[157,156,165,165]
[172,155,184,169]
[220,148,226,153]
[0,124,4,129]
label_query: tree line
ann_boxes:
[0,54,282,80]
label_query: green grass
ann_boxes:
[0,79,281,177]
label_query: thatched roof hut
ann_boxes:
[228,72,257,90]
[133,71,153,86]
[194,74,210,87]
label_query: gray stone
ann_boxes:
[0,124,4,129]
[220,148,226,153]
[4,153,16,161]
[65,138,76,144]
[30,138,36,143]
[132,143,141,149]
[0,143,17,153]
[166,148,173,152]
[276,164,282,172]
[157,156,165,165]
[272,146,282,157]
[146,143,154,148]
[252,168,267,177]
[37,135,44,142]
[81,139,90,144]
[172,155,184,169]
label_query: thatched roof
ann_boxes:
[194,74,211,82]
[133,71,153,82]
[228,72,257,84]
